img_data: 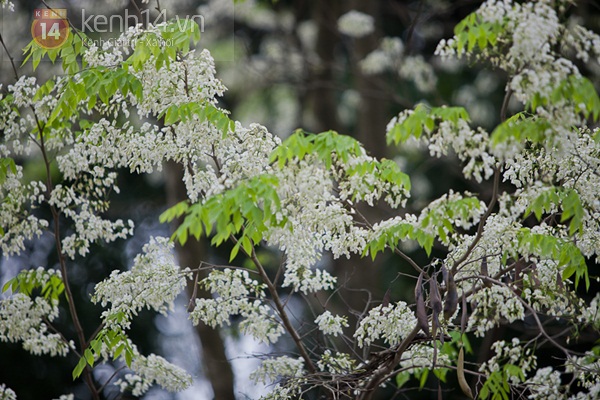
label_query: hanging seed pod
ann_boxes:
[415,271,429,336]
[442,265,458,322]
[430,275,442,339]
[556,271,565,291]
[457,347,474,399]
[481,256,492,287]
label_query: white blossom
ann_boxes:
[480,338,536,385]
[337,11,375,38]
[92,237,189,330]
[526,367,564,400]
[250,356,304,384]
[115,352,192,395]
[400,344,450,370]
[468,285,525,337]
[0,384,16,400]
[189,269,284,344]
[0,1,14,11]
[315,311,348,337]
[0,293,71,357]
[317,350,356,374]
[354,301,417,348]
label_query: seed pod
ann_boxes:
[461,295,468,333]
[442,265,458,322]
[430,275,442,339]
[556,271,565,291]
[481,256,491,287]
[415,271,429,336]
[457,347,474,399]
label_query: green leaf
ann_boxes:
[124,348,133,367]
[72,356,87,380]
[418,368,429,389]
[84,348,94,366]
[395,371,410,388]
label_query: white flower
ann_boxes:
[115,351,192,395]
[189,269,284,344]
[0,1,15,11]
[468,285,525,337]
[250,356,304,384]
[315,311,348,337]
[480,339,536,385]
[337,10,375,38]
[0,292,71,357]
[92,237,189,330]
[354,301,417,348]
[400,344,450,370]
[526,367,564,400]
[0,384,17,400]
[317,350,356,374]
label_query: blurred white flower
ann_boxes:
[338,10,375,38]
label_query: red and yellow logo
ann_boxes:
[31,8,69,49]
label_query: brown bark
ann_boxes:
[307,0,342,133]
[349,0,388,159]
[164,161,236,400]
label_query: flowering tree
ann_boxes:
[1,0,600,399]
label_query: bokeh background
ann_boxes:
[1,1,599,399]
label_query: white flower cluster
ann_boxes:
[566,353,600,399]
[314,310,348,337]
[502,130,600,261]
[0,293,71,357]
[317,350,356,374]
[480,338,536,385]
[386,108,496,182]
[2,77,61,155]
[0,384,16,400]
[50,183,134,259]
[131,48,226,117]
[467,285,524,337]
[337,11,375,38]
[51,395,73,400]
[521,259,583,317]
[337,152,410,208]
[0,165,49,256]
[361,37,437,93]
[526,367,564,400]
[259,382,302,400]
[399,55,437,93]
[92,237,189,330]
[189,269,284,344]
[267,157,362,294]
[250,356,304,384]
[436,0,599,160]
[115,352,192,396]
[580,293,600,330]
[418,191,485,244]
[354,301,417,348]
[400,344,450,370]
[0,0,14,11]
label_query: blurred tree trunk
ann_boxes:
[306,1,387,321]
[349,0,388,160]
[164,161,236,400]
[306,0,341,133]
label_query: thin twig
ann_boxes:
[231,235,317,374]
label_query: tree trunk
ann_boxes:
[164,161,236,400]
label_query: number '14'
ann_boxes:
[40,22,61,40]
